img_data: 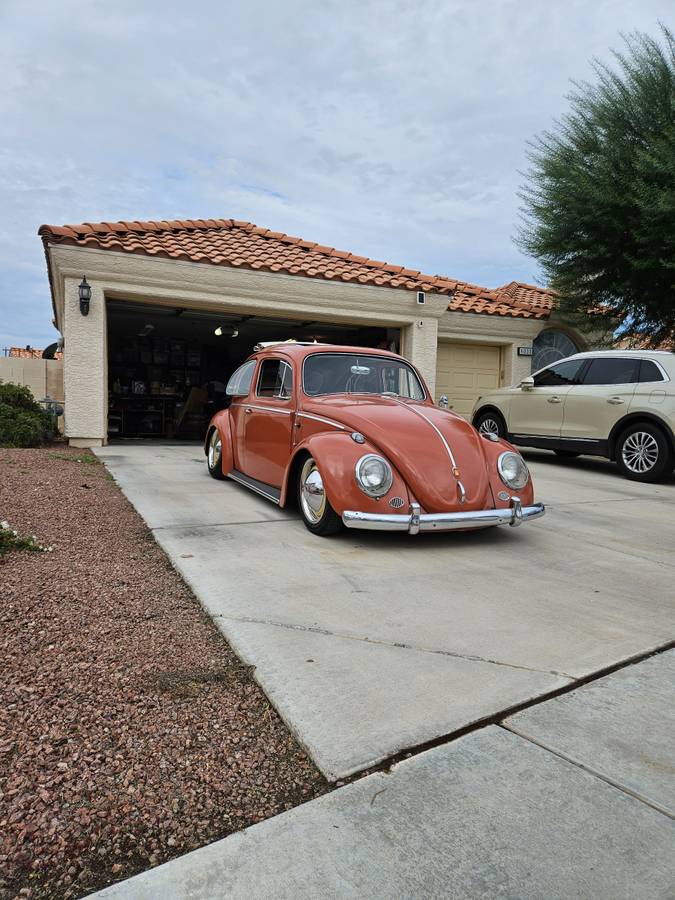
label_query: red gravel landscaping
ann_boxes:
[0,446,327,899]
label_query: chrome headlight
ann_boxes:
[355,454,393,498]
[497,451,529,491]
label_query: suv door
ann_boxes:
[561,357,640,441]
[509,358,586,438]
[243,358,294,487]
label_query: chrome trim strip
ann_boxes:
[297,413,346,430]
[388,398,459,469]
[231,403,292,416]
[511,433,602,443]
[227,471,281,504]
[342,501,545,533]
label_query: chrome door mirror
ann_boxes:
[438,395,449,408]
[520,376,535,391]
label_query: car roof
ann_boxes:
[249,342,404,362]
[564,349,673,360]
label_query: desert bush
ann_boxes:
[0,382,56,447]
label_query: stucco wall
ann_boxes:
[0,357,65,432]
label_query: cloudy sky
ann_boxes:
[0,0,671,349]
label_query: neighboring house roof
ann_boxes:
[39,218,553,320]
[7,346,64,360]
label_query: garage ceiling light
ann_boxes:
[214,325,239,337]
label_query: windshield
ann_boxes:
[303,353,425,400]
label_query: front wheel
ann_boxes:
[615,423,673,483]
[474,410,506,440]
[297,456,343,536]
[207,428,226,479]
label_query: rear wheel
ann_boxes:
[297,456,343,536]
[474,410,506,440]
[615,423,672,483]
[207,428,225,479]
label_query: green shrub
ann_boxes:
[0,382,56,448]
[0,519,53,557]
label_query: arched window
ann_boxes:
[532,330,579,371]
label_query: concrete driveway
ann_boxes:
[95,443,674,781]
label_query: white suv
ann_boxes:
[472,350,675,482]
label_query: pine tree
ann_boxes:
[518,26,675,346]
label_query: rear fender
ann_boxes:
[281,432,411,515]
[205,411,234,476]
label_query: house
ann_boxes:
[38,217,585,446]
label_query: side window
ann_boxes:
[226,360,256,397]
[533,359,585,387]
[581,358,639,386]
[256,359,293,399]
[638,360,665,383]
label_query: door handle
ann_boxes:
[547,396,562,404]
[245,407,253,414]
[607,397,624,405]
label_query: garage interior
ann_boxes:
[106,300,399,441]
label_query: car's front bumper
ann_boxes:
[342,497,545,534]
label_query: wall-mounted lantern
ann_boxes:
[78,276,91,316]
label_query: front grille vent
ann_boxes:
[389,497,405,509]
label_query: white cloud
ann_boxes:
[0,0,671,347]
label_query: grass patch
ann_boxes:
[47,452,101,465]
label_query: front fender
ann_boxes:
[281,433,411,515]
[480,435,535,507]
[205,411,234,476]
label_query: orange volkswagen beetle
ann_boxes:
[205,342,545,536]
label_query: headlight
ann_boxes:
[497,451,529,490]
[355,454,393,498]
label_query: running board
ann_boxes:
[227,469,281,505]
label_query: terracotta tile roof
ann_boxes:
[7,346,64,360]
[495,281,556,314]
[39,218,552,320]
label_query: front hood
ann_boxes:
[302,395,493,512]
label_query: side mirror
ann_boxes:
[438,395,449,409]
[520,376,535,391]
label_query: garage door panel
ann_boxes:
[435,342,501,418]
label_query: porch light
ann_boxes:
[78,276,91,316]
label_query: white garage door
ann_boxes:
[435,342,501,418]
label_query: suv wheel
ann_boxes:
[615,423,672,483]
[474,410,506,440]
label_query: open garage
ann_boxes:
[106,298,397,441]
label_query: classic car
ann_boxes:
[204,342,545,536]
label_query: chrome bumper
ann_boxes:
[342,498,545,534]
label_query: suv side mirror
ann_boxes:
[520,376,535,391]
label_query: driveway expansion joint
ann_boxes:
[499,722,675,821]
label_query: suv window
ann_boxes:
[225,360,256,397]
[638,359,665,383]
[582,357,639,385]
[257,359,293,399]
[533,359,585,387]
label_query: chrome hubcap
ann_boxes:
[208,430,222,469]
[300,458,326,524]
[478,417,500,437]
[622,431,659,473]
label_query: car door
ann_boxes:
[509,358,586,438]
[561,356,640,440]
[225,359,257,471]
[242,357,294,487]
